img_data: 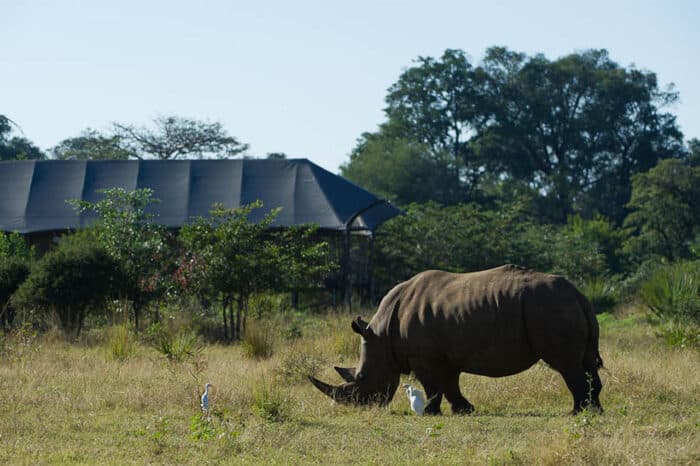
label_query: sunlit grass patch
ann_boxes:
[0,307,699,464]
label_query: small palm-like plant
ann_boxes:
[640,262,700,323]
[154,328,202,362]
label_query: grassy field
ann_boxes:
[0,309,698,465]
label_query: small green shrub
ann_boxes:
[108,324,136,360]
[656,321,700,349]
[252,379,286,422]
[0,257,30,328]
[153,327,202,362]
[241,321,276,359]
[640,261,700,324]
[278,350,326,381]
[189,413,216,441]
[639,261,700,349]
[581,278,618,314]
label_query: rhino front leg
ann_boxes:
[421,384,443,415]
[444,372,474,415]
[410,359,443,415]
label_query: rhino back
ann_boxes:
[383,265,589,377]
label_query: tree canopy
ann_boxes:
[342,47,685,223]
[624,159,700,262]
[113,116,249,160]
[51,129,134,160]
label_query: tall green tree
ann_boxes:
[343,48,684,222]
[71,188,172,331]
[178,202,281,341]
[51,129,134,160]
[113,116,248,160]
[273,224,334,309]
[383,49,488,192]
[688,138,700,166]
[477,48,684,222]
[624,159,700,262]
[341,131,464,205]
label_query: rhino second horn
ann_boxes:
[334,366,356,383]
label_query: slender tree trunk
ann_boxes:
[221,299,229,342]
[133,302,140,335]
[76,309,84,337]
[235,295,244,341]
[242,296,248,336]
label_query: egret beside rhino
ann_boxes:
[309,265,604,415]
[403,384,426,416]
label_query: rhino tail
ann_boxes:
[578,292,604,370]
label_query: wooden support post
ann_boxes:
[343,229,352,311]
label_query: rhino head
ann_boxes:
[308,316,399,406]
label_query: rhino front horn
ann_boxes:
[308,376,356,403]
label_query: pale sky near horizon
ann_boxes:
[2,1,698,173]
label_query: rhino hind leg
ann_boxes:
[560,366,604,414]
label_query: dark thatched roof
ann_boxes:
[0,159,401,234]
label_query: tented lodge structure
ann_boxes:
[0,159,402,306]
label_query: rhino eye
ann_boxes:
[356,372,366,381]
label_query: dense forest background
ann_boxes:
[339,48,700,307]
[2,47,699,347]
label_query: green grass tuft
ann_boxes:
[108,324,136,360]
[241,321,276,359]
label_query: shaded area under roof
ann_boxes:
[0,159,402,234]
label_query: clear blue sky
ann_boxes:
[2,0,698,173]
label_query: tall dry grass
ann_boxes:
[0,309,698,464]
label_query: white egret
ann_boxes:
[403,383,425,416]
[201,383,213,412]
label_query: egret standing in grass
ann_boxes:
[403,383,425,416]
[201,383,213,413]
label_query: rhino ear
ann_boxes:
[351,316,369,336]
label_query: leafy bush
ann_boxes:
[0,257,30,328]
[0,231,33,261]
[278,350,326,381]
[373,203,621,294]
[12,239,123,336]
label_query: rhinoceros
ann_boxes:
[309,265,603,414]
